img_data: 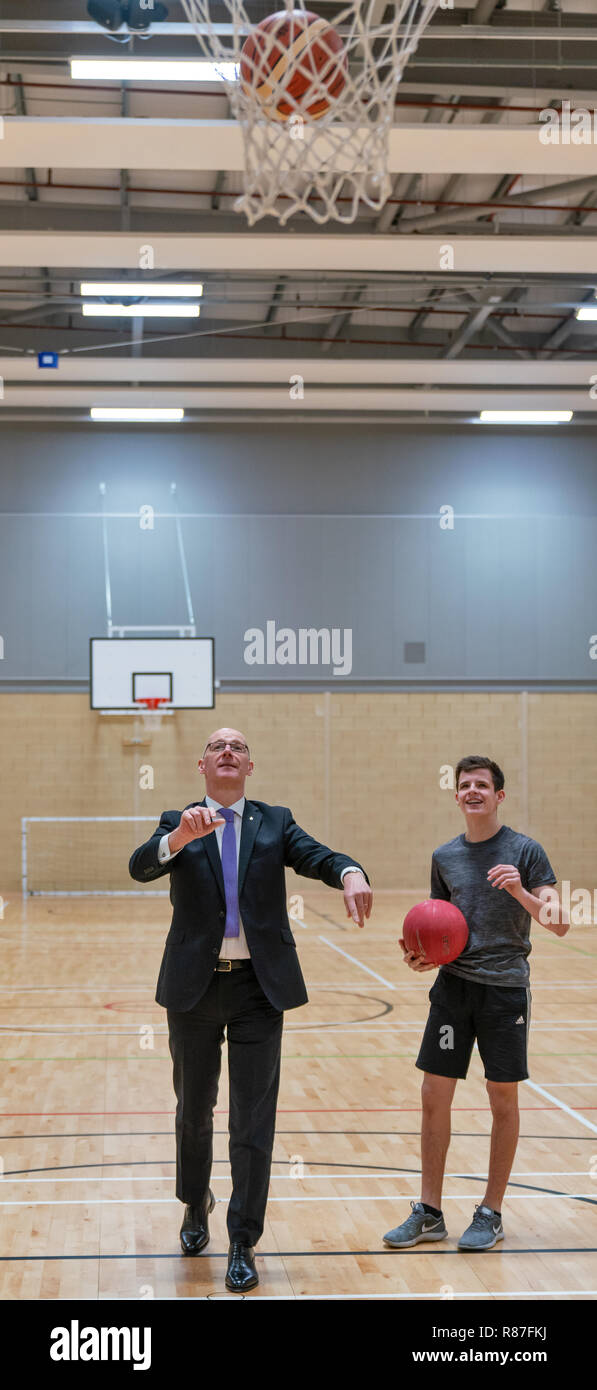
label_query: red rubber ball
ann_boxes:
[402,899,469,966]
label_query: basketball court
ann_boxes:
[1,0,596,1336]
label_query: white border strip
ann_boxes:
[1,1194,595,1207]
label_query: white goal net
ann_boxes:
[21,817,168,897]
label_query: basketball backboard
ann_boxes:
[90,637,215,711]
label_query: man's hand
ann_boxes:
[487,863,523,899]
[168,805,225,855]
[398,936,437,973]
[343,871,373,928]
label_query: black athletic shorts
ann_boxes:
[415,970,531,1083]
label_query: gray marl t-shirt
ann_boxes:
[430,824,557,987]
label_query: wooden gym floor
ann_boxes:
[1,889,596,1301]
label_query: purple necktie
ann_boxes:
[217,806,240,937]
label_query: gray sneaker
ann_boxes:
[383,1200,447,1249]
[458,1204,504,1251]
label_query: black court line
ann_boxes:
[1,1248,596,1262]
[302,904,350,932]
[1,1129,596,1141]
[283,990,394,1027]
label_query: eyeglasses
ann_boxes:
[205,741,249,754]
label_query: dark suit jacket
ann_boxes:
[129,798,368,1013]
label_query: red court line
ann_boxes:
[2,1107,595,1116]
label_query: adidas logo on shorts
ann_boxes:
[515,1015,525,1024]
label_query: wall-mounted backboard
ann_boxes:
[90,637,215,710]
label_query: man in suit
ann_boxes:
[129,727,372,1292]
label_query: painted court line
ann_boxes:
[307,982,597,992]
[0,1170,593,1183]
[2,980,596,994]
[1,1023,596,1037]
[523,1079,597,1136]
[1,1106,594,1117]
[156,1292,597,1301]
[1,1193,596,1207]
[0,986,156,993]
[288,912,308,931]
[317,936,396,989]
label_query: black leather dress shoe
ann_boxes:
[179,1190,216,1255]
[225,1243,259,1291]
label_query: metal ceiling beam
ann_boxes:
[0,299,79,323]
[399,97,509,351]
[397,80,597,103]
[442,289,504,360]
[2,200,597,241]
[399,174,597,234]
[1,19,597,40]
[537,288,596,357]
[3,119,597,177]
[408,287,446,342]
[319,283,366,351]
[1,358,593,385]
[472,0,503,21]
[11,71,39,205]
[480,282,531,359]
[376,96,461,234]
[264,277,288,327]
[484,316,532,360]
[2,385,594,413]
[3,232,597,275]
[433,99,514,230]
[565,190,597,228]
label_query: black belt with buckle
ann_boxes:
[215,958,252,972]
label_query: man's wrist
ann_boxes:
[341,866,363,882]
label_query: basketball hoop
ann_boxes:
[134,697,170,732]
[180,0,441,225]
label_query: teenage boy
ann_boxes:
[383,755,568,1252]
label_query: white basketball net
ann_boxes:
[180,1,440,225]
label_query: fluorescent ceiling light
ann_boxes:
[71,59,238,82]
[81,282,203,298]
[81,303,200,318]
[575,307,597,321]
[90,408,185,422]
[479,410,573,424]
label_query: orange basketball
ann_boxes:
[239,8,348,123]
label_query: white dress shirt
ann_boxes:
[158,797,362,961]
[158,794,250,958]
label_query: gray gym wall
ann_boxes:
[1,421,596,689]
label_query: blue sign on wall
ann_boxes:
[38,351,59,368]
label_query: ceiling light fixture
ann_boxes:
[90,407,185,422]
[71,58,238,81]
[478,410,573,424]
[81,303,200,317]
[80,282,203,297]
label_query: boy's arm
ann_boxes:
[533,883,569,937]
[487,865,569,937]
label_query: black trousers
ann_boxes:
[167,962,284,1247]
